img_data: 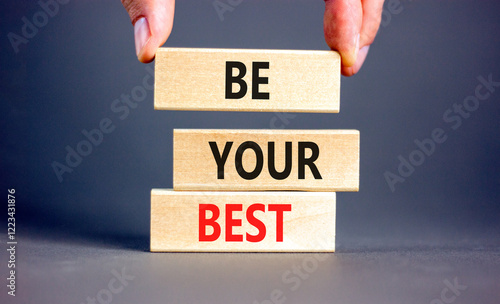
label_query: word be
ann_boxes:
[199,203,291,242]
[226,61,269,100]
[210,141,322,180]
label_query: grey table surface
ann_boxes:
[2,229,499,304]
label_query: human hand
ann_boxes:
[121,0,175,63]
[121,0,384,76]
[324,0,385,76]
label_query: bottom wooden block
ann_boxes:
[151,189,336,252]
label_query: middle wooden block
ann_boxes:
[173,129,360,191]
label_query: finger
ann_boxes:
[342,0,383,76]
[121,0,175,63]
[359,0,384,47]
[324,0,363,67]
[341,45,369,76]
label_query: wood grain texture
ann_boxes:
[154,48,340,113]
[173,129,359,191]
[151,189,335,252]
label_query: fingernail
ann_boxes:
[358,45,370,61]
[352,33,360,65]
[134,17,151,58]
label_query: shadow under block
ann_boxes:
[173,129,359,191]
[154,48,340,112]
[150,190,336,252]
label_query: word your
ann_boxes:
[226,61,269,99]
[199,203,291,242]
[209,141,322,180]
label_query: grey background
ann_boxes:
[1,0,499,303]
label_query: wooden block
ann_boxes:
[151,189,335,252]
[173,129,359,191]
[154,48,340,113]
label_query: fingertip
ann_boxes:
[134,17,153,63]
[341,66,354,77]
[341,45,370,77]
[137,37,157,63]
[127,0,175,63]
[137,48,154,64]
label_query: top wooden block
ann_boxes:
[154,48,340,113]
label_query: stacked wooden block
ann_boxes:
[151,48,359,252]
